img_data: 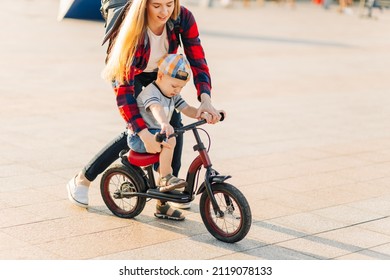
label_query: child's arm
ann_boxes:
[149,104,175,136]
[181,105,212,123]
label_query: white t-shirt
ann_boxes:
[144,26,169,73]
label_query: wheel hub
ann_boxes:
[113,181,135,199]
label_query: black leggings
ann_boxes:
[82,72,183,181]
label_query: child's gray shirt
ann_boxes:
[136,82,188,130]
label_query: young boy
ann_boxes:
[127,54,211,193]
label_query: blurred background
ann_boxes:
[1,0,390,260]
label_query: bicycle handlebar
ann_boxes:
[155,112,225,143]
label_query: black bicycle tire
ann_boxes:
[100,164,146,219]
[199,183,252,243]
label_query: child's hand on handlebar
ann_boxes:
[138,129,171,153]
[160,122,174,137]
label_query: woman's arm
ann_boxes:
[114,65,147,133]
[180,7,222,123]
[180,7,211,99]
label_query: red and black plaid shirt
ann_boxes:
[115,6,212,133]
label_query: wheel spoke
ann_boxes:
[102,169,144,216]
[208,191,242,236]
[101,166,147,220]
[200,183,251,242]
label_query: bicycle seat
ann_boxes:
[127,150,159,167]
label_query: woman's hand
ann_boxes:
[196,93,221,124]
[138,129,171,154]
[199,112,212,123]
[202,110,226,123]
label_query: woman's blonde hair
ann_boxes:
[102,0,180,84]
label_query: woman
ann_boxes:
[67,0,221,220]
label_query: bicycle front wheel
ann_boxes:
[199,183,252,243]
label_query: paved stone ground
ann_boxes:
[1,0,390,260]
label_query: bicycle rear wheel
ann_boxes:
[199,183,252,243]
[100,164,146,219]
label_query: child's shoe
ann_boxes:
[159,174,187,192]
[154,202,185,221]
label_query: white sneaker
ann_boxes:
[170,202,191,209]
[66,176,89,208]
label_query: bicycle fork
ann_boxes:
[192,128,231,218]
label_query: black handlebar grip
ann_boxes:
[220,112,225,122]
[155,133,166,143]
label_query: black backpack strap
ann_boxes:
[102,0,131,46]
[172,16,182,47]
